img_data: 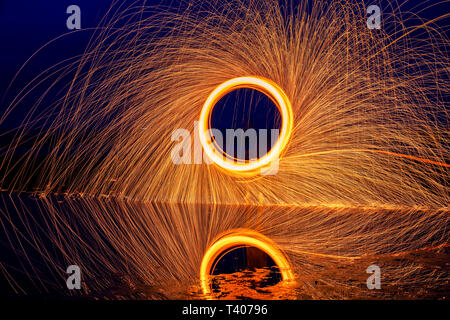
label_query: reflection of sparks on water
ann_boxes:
[200,229,295,298]
[0,194,448,299]
[206,268,296,300]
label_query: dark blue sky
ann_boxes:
[0,1,110,94]
[0,0,447,130]
[1,0,445,92]
[0,0,171,130]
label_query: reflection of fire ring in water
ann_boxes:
[200,229,295,298]
[198,76,293,175]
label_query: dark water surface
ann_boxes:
[0,193,448,299]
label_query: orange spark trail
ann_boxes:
[290,149,449,168]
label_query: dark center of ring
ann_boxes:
[209,88,282,162]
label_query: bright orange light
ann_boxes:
[199,76,293,175]
[200,229,296,298]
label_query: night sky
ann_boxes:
[0,0,447,131]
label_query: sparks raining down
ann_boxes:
[0,0,448,299]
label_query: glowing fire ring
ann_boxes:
[200,229,295,298]
[199,76,293,175]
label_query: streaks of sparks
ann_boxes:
[0,0,447,207]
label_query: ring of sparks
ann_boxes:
[200,229,295,298]
[199,76,293,175]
